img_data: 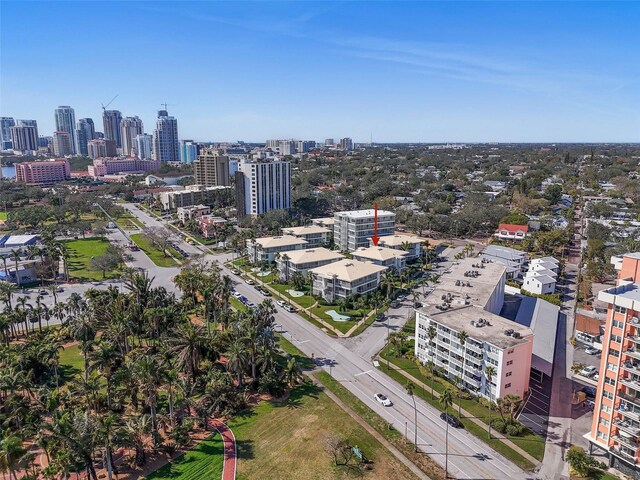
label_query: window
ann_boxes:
[613,320,624,328]
[597,431,609,440]
[507,349,514,354]
[603,391,614,400]
[609,348,620,358]
[506,372,512,377]
[611,334,622,343]
[600,418,610,427]
[602,404,612,414]
[505,383,511,388]
[615,306,627,314]
[605,376,615,386]
[607,363,618,373]
[507,360,513,366]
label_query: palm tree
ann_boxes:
[457,330,469,417]
[89,342,119,409]
[168,321,208,381]
[485,364,496,439]
[382,270,396,300]
[0,435,27,480]
[123,414,151,467]
[440,388,454,479]
[0,254,8,282]
[68,314,97,381]
[281,253,290,282]
[10,249,21,287]
[406,381,418,451]
[226,338,248,387]
[284,357,303,386]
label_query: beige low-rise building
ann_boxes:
[375,233,428,261]
[247,235,308,264]
[352,246,408,272]
[276,247,344,280]
[310,258,387,302]
[177,204,211,223]
[281,225,332,247]
[311,217,335,229]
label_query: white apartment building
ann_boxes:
[352,246,408,272]
[375,234,427,261]
[310,259,387,302]
[177,204,210,223]
[281,225,333,247]
[522,256,559,295]
[246,235,308,264]
[276,247,344,280]
[333,209,395,252]
[481,245,529,279]
[236,158,291,218]
[414,256,533,400]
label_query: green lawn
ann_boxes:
[227,382,418,480]
[64,238,118,281]
[378,348,544,467]
[130,234,181,268]
[311,303,369,334]
[58,343,83,384]
[229,296,249,312]
[114,212,144,230]
[268,282,316,308]
[143,434,224,480]
[0,212,7,220]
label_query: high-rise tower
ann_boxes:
[152,109,179,162]
[54,106,77,153]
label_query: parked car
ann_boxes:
[245,278,255,285]
[585,346,601,355]
[374,393,392,407]
[230,268,240,275]
[285,304,297,313]
[581,386,597,398]
[232,291,241,298]
[414,301,422,308]
[580,365,598,377]
[375,313,386,322]
[39,289,48,295]
[390,301,400,308]
[440,412,463,428]
[276,300,286,308]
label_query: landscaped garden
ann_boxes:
[64,237,119,281]
[143,434,224,480]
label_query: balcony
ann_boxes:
[626,334,640,344]
[618,406,640,422]
[612,434,640,450]
[624,348,640,362]
[466,342,483,355]
[621,361,640,375]
[619,391,640,408]
[619,378,640,391]
[614,419,640,436]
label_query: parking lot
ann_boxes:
[518,372,553,437]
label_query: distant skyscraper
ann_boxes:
[102,110,122,148]
[76,118,95,157]
[152,109,179,162]
[235,158,291,218]
[296,140,316,153]
[38,136,52,148]
[87,139,117,159]
[52,131,72,156]
[0,117,15,149]
[10,121,39,152]
[325,138,335,146]
[340,137,353,151]
[120,116,144,156]
[135,134,153,160]
[194,148,230,186]
[279,140,296,155]
[54,106,77,154]
[180,140,199,163]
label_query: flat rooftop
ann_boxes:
[251,235,308,249]
[483,244,528,260]
[432,256,506,310]
[377,233,428,247]
[281,247,344,265]
[311,217,335,226]
[419,304,533,349]
[353,246,408,261]
[310,258,387,282]
[599,282,640,311]
[334,209,395,219]
[282,225,332,236]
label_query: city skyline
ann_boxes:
[1,1,639,143]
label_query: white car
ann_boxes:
[585,346,601,355]
[580,365,598,378]
[594,373,600,381]
[245,278,255,285]
[232,291,242,298]
[374,393,392,407]
[276,300,286,308]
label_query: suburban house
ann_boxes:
[495,224,529,241]
[375,234,428,261]
[523,273,556,295]
[281,225,333,248]
[246,235,308,264]
[310,259,387,302]
[352,246,408,272]
[275,247,344,280]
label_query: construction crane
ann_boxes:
[160,102,175,111]
[101,94,119,112]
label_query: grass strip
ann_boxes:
[143,433,224,479]
[130,233,181,268]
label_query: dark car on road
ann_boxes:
[440,412,463,428]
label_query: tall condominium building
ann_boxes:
[102,110,122,148]
[152,110,179,162]
[414,256,534,400]
[87,139,117,159]
[54,106,77,154]
[340,137,354,151]
[38,136,52,148]
[135,134,153,160]
[0,117,15,149]
[588,253,640,475]
[10,121,39,152]
[15,159,71,185]
[194,148,230,186]
[235,158,291,218]
[180,140,199,163]
[279,140,296,155]
[296,140,316,153]
[52,131,72,156]
[120,116,144,156]
[76,118,95,156]
[324,138,334,146]
[333,209,395,252]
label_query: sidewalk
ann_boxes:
[378,357,542,468]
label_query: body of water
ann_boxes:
[2,166,16,178]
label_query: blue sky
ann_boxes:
[1,1,638,142]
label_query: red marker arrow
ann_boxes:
[372,202,380,246]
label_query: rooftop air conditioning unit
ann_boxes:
[513,332,521,339]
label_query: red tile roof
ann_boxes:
[497,224,529,233]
